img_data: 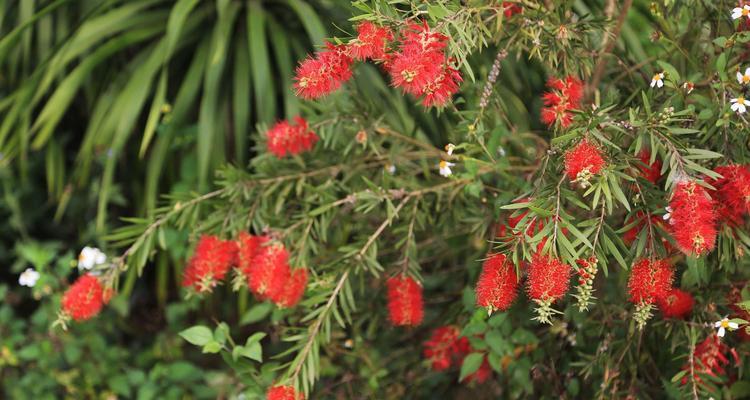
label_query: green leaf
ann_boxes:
[179,325,213,346]
[240,303,273,325]
[459,352,485,382]
[201,341,222,354]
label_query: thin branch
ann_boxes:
[587,0,634,101]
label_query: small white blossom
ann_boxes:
[497,146,506,157]
[439,160,455,177]
[738,68,750,85]
[731,96,750,114]
[445,143,456,156]
[78,246,106,270]
[662,206,673,223]
[714,317,739,337]
[733,5,750,20]
[650,72,664,88]
[385,163,396,175]
[19,268,40,287]
[682,81,694,94]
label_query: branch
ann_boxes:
[587,0,633,101]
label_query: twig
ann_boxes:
[587,0,634,101]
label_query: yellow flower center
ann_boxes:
[739,96,746,104]
[652,74,661,81]
[743,75,750,83]
[439,160,448,168]
[721,320,730,328]
[743,8,749,16]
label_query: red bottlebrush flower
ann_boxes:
[348,21,393,60]
[627,259,674,305]
[462,356,493,384]
[475,253,519,312]
[637,150,663,184]
[706,164,750,225]
[681,334,740,386]
[267,385,304,400]
[526,254,572,303]
[181,235,238,293]
[386,275,424,326]
[246,243,290,302]
[266,116,319,158]
[275,267,308,308]
[503,2,523,17]
[657,288,694,319]
[540,76,584,128]
[423,326,470,371]
[61,274,105,321]
[388,48,445,95]
[236,232,270,277]
[668,181,717,257]
[294,43,353,99]
[563,139,606,185]
[421,64,463,107]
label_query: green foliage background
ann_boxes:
[3,0,750,399]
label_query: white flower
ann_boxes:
[439,160,455,177]
[733,5,750,20]
[78,246,106,270]
[445,143,455,156]
[497,146,506,157]
[682,81,694,94]
[650,72,664,88]
[714,317,739,337]
[385,163,396,175]
[19,268,40,287]
[731,96,750,113]
[662,206,672,223]
[738,68,750,85]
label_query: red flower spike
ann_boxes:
[526,254,572,303]
[386,275,424,327]
[275,267,308,308]
[267,385,304,400]
[627,259,674,305]
[637,150,663,184]
[236,232,270,278]
[502,2,523,17]
[247,243,290,302]
[266,117,319,158]
[421,64,463,107]
[475,253,519,312]
[293,42,353,99]
[181,235,238,293]
[541,76,584,128]
[681,334,740,387]
[348,21,393,61]
[668,181,717,257]
[657,288,694,319]
[423,326,470,371]
[563,139,606,186]
[62,274,105,321]
[706,164,750,225]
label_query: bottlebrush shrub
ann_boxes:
[386,275,424,327]
[668,180,717,257]
[657,288,694,320]
[60,274,107,322]
[96,1,750,398]
[475,253,519,313]
[526,254,572,324]
[181,235,238,293]
[627,259,674,328]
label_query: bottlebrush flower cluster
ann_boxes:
[386,275,424,326]
[181,235,238,293]
[526,254,572,324]
[627,258,674,328]
[238,234,309,309]
[266,385,304,400]
[502,2,523,17]
[293,42,353,99]
[180,233,308,308]
[656,288,694,319]
[563,139,606,187]
[540,76,584,128]
[423,325,470,371]
[706,164,750,226]
[636,150,663,184]
[475,253,520,313]
[266,116,319,158]
[668,181,717,257]
[61,274,107,321]
[293,21,462,107]
[680,334,739,387]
